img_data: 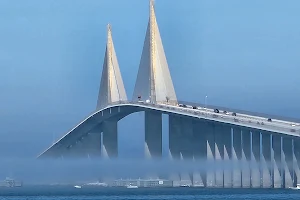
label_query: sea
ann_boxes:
[0,186,299,200]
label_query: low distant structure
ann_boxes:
[0,177,22,187]
[109,178,173,188]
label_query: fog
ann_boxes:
[0,157,286,185]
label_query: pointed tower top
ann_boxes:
[150,0,155,7]
[133,1,177,105]
[107,24,112,34]
[149,0,156,29]
[96,24,127,110]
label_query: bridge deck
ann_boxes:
[141,102,299,135]
[39,101,300,157]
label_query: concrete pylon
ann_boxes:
[133,0,177,105]
[97,24,127,110]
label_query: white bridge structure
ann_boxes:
[38,0,300,188]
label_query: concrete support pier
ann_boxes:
[232,127,242,188]
[180,117,194,159]
[145,111,162,158]
[242,129,251,188]
[81,124,102,158]
[272,134,282,188]
[179,117,194,186]
[251,131,261,188]
[69,131,102,158]
[169,115,194,158]
[205,122,215,187]
[262,132,272,188]
[169,115,182,160]
[193,121,207,187]
[283,137,294,188]
[223,126,232,188]
[294,139,300,185]
[215,124,224,187]
[102,121,118,158]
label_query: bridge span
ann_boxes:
[39,100,300,188]
[39,0,300,188]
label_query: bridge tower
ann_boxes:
[97,25,127,158]
[133,0,177,159]
[97,24,127,110]
[133,0,177,105]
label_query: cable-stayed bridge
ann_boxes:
[38,0,300,189]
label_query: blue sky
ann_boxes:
[0,0,299,158]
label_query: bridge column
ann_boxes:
[232,127,242,188]
[282,136,294,188]
[102,121,118,158]
[180,117,194,186]
[145,111,162,158]
[169,115,194,158]
[180,118,194,160]
[223,126,232,188]
[251,131,261,188]
[69,125,102,158]
[192,121,207,187]
[215,124,224,188]
[242,129,251,188]
[68,126,102,158]
[261,132,272,188]
[169,115,193,185]
[181,118,194,185]
[168,114,182,187]
[169,115,182,160]
[205,122,215,187]
[294,139,300,185]
[272,134,282,188]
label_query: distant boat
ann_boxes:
[180,184,191,187]
[126,184,138,189]
[74,185,82,189]
[289,184,300,190]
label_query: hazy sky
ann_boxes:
[0,0,299,158]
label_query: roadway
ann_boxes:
[174,103,299,129]
[39,100,300,157]
[149,101,300,136]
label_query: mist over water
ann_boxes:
[0,158,199,184]
[0,157,272,185]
